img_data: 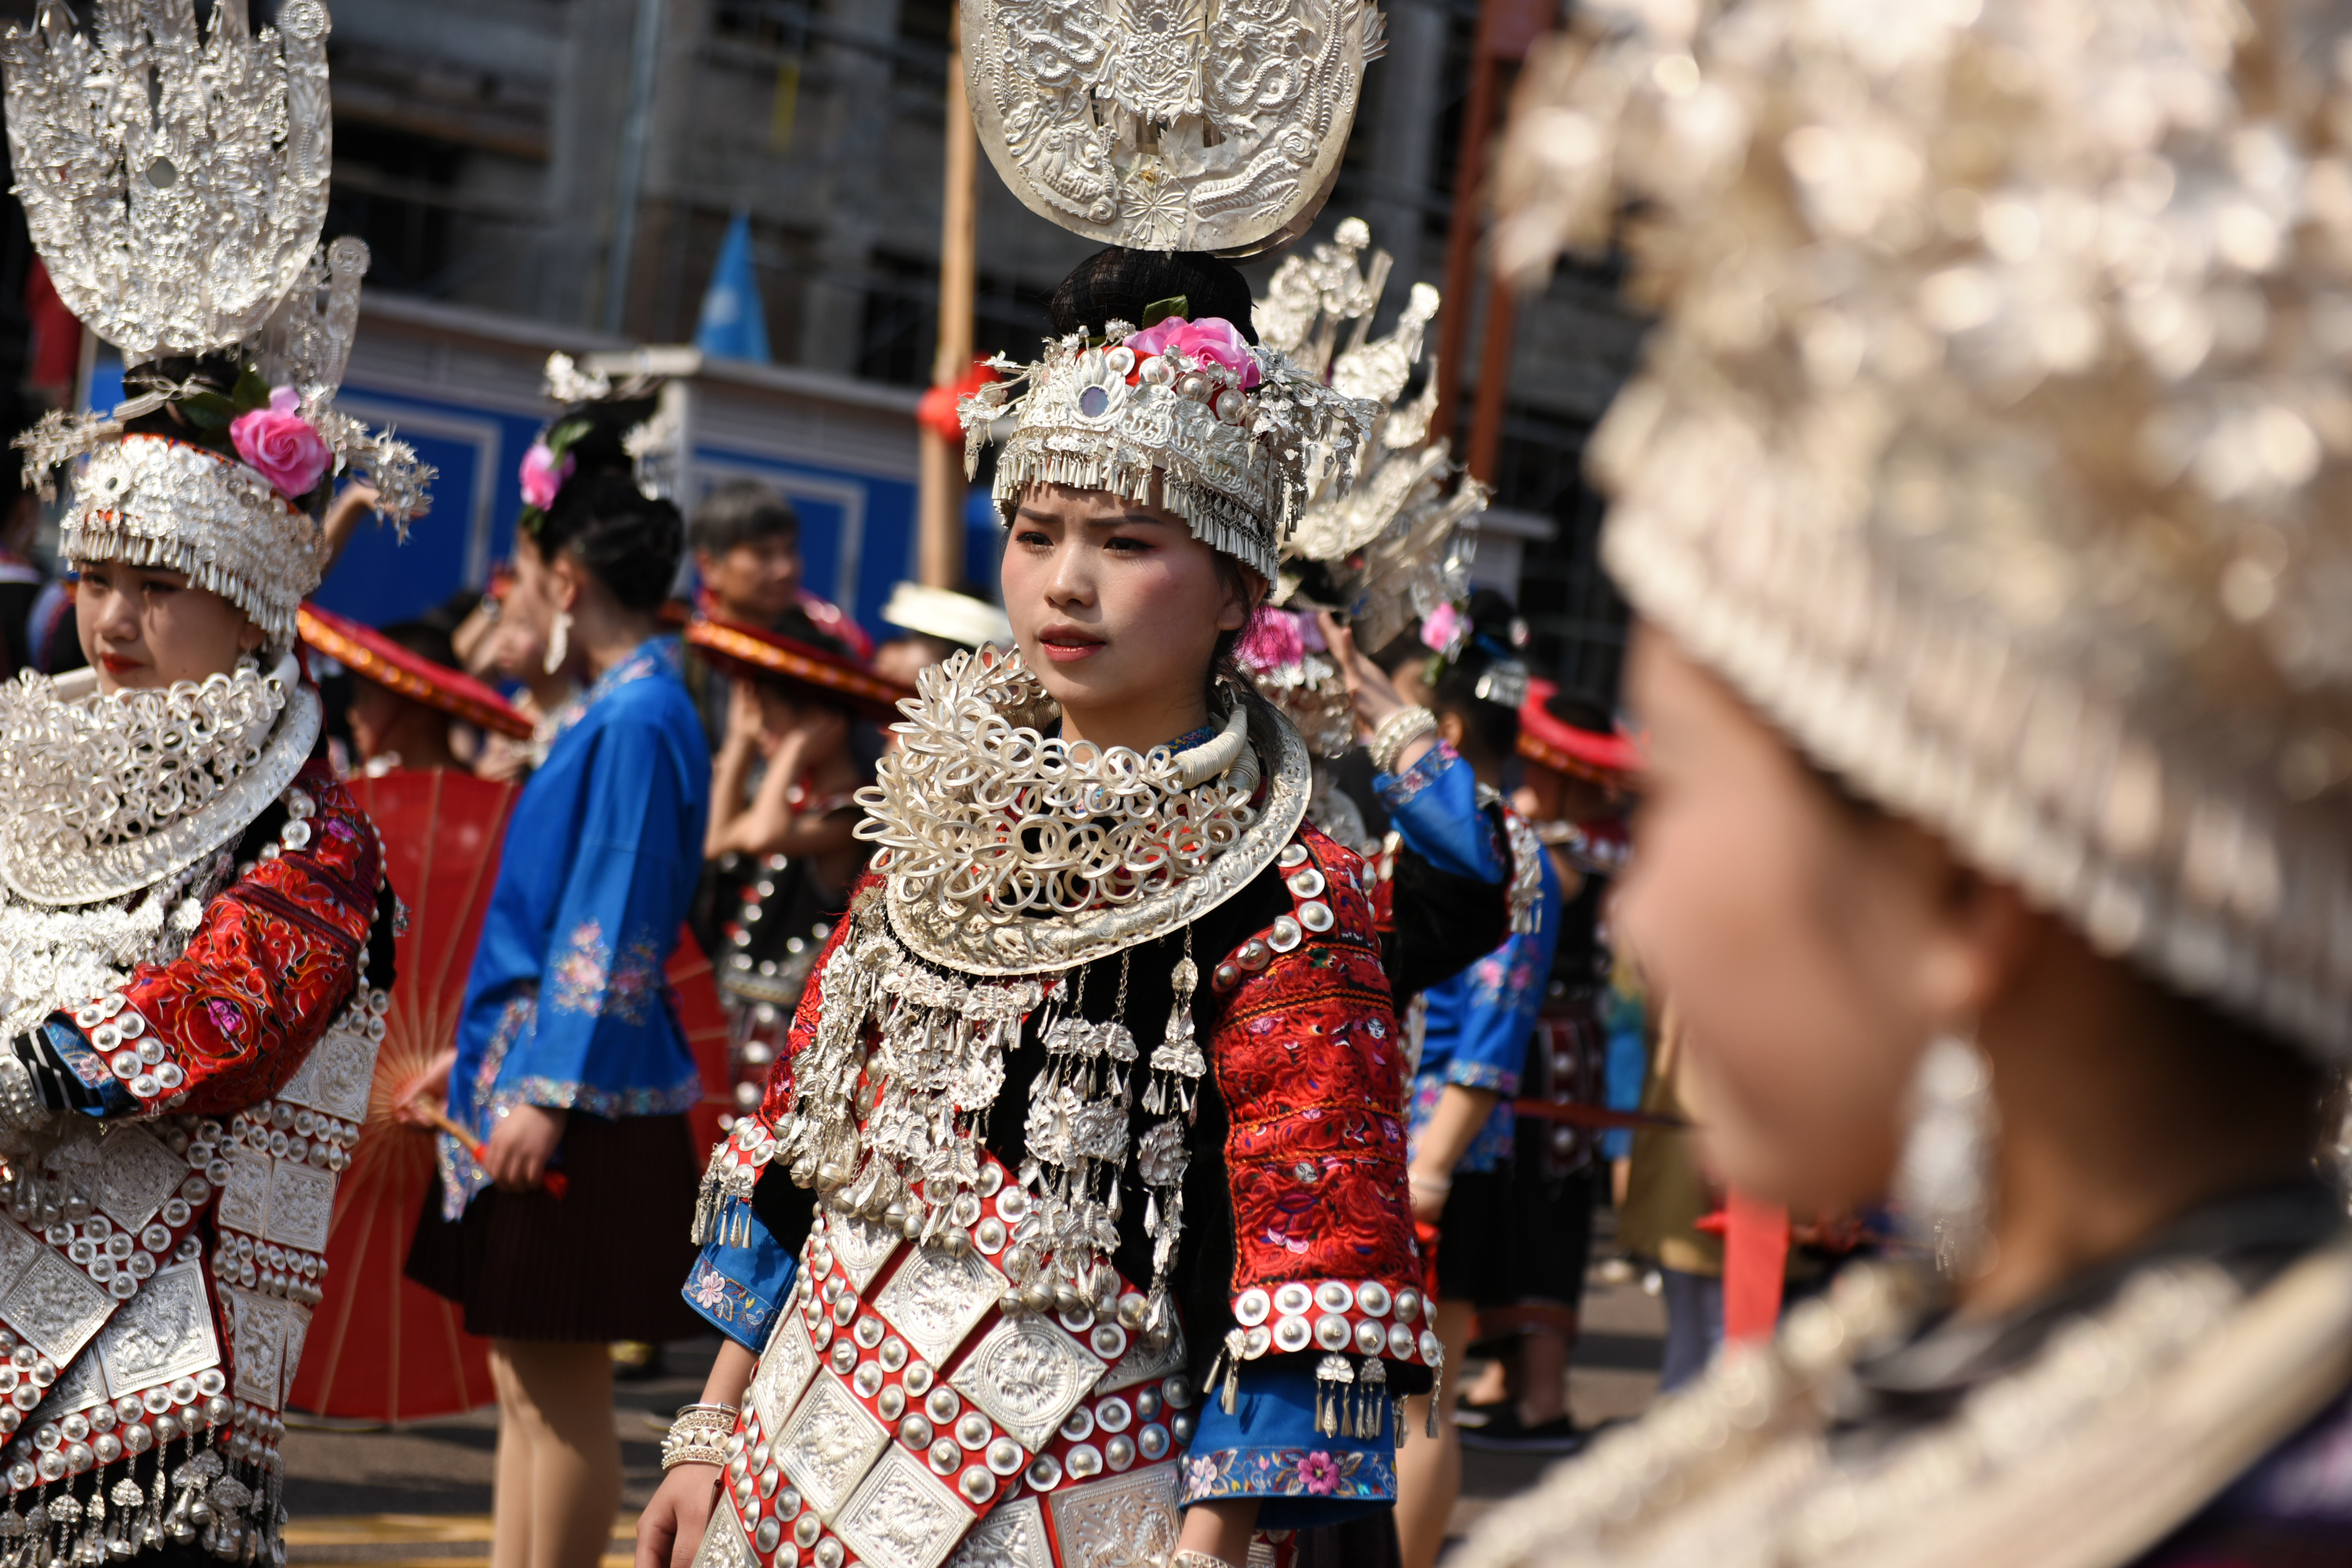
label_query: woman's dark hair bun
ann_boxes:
[536,472,682,612]
[1050,248,1259,343]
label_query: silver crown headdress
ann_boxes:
[963,323,1379,581]
[1495,0,2352,1061]
[1258,217,1486,653]
[962,0,1388,255]
[2,0,432,644]
[1226,218,1485,757]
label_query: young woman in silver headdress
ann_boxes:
[1455,1,2352,1563]
[635,247,1514,1568]
[0,2,431,1559]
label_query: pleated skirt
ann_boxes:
[405,1111,704,1343]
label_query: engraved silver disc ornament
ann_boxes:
[962,0,1384,256]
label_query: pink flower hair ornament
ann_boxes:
[519,442,576,513]
[228,386,334,502]
[1122,316,1264,390]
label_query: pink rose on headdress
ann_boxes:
[1420,600,1468,657]
[1236,606,1307,671]
[520,442,574,511]
[229,387,333,500]
[1123,316,1264,389]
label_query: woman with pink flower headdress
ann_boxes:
[634,243,1521,1568]
[0,2,435,1562]
[399,381,711,1568]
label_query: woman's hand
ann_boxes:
[389,1049,457,1129]
[484,1104,568,1193]
[636,1463,722,1568]
[724,681,765,755]
[1319,613,1415,735]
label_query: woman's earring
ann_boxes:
[544,609,572,676]
[1895,1027,1998,1278]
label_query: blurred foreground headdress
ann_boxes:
[1496,0,2352,1059]
[2,0,432,644]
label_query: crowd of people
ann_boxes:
[0,3,2346,1568]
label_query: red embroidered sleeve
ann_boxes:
[1209,824,1438,1376]
[92,763,385,1118]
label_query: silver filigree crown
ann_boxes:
[963,321,1379,581]
[961,0,1387,255]
[2,0,432,644]
[1255,216,1485,653]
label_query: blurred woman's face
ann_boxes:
[1613,625,1977,1213]
[75,560,263,696]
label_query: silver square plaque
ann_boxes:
[749,1310,818,1435]
[278,1301,312,1406]
[273,1016,377,1126]
[945,1495,1051,1568]
[824,1208,902,1294]
[95,1126,184,1233]
[0,1217,39,1282]
[94,1262,218,1396]
[263,1161,334,1253]
[686,1492,759,1568]
[216,1148,270,1237]
[2,1245,115,1365]
[872,1245,1003,1369]
[225,1287,288,1405]
[774,1372,890,1522]
[833,1442,971,1568]
[1045,1463,1181,1568]
[949,1315,1104,1452]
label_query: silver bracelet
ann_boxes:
[0,1053,43,1131]
[1369,705,1438,775]
[1171,1554,1238,1568]
[660,1402,739,1470]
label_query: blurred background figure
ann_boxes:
[683,614,908,1126]
[1454,682,1636,1453]
[681,479,873,754]
[870,579,1011,685]
[1386,591,1566,1568]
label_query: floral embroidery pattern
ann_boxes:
[549,921,669,1025]
[549,921,612,1015]
[607,932,665,1027]
[687,1256,773,1338]
[1408,1069,1516,1172]
[1181,1445,1394,1505]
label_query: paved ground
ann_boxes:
[279,1239,1665,1565]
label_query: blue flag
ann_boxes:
[696,211,771,363]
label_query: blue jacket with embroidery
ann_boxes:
[442,636,710,1216]
[1375,743,1563,1172]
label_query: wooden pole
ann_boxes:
[1465,250,1517,483]
[1438,0,1556,479]
[1431,0,1505,454]
[919,18,979,591]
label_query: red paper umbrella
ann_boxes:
[289,772,739,1420]
[667,934,735,1161]
[290,769,517,1422]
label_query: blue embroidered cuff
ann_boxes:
[1178,1364,1396,1530]
[682,1198,799,1352]
[1375,742,1506,882]
[1444,1061,1519,1095]
[1374,739,1459,810]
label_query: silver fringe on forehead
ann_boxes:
[967,332,1381,583]
[61,438,327,646]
